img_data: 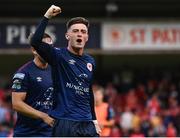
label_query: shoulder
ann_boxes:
[102,102,109,108]
[53,47,67,57]
[83,54,95,64]
[54,47,61,51]
[17,61,33,72]
[13,61,33,79]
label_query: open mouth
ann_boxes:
[76,39,82,43]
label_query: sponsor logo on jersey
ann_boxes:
[12,79,22,89]
[13,73,25,80]
[66,82,89,95]
[35,87,54,109]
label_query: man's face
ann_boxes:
[67,23,88,49]
[94,90,103,104]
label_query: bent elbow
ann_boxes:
[12,102,18,111]
[12,101,21,112]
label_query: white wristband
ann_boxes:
[93,120,98,124]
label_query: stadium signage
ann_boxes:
[102,23,180,51]
[0,22,100,49]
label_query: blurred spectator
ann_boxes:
[169,84,179,100]
[120,106,133,136]
[104,82,118,106]
[135,83,147,108]
[166,122,177,137]
[0,90,14,137]
[150,114,166,136]
[125,89,139,111]
[132,109,141,130]
[94,85,115,137]
[147,94,161,116]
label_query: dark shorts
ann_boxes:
[52,119,99,137]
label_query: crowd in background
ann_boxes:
[94,68,180,137]
[0,80,15,137]
[0,68,180,137]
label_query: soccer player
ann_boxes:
[30,5,101,137]
[11,33,55,137]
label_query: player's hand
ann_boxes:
[41,112,56,127]
[44,5,61,19]
[93,120,102,135]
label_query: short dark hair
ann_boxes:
[28,32,52,43]
[43,33,52,39]
[66,17,89,29]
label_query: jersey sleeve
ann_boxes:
[30,17,56,66]
[11,72,29,92]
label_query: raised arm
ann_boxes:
[30,5,61,65]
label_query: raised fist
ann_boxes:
[44,5,61,19]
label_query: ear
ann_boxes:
[85,34,89,42]
[33,51,37,55]
[31,47,37,55]
[65,33,69,40]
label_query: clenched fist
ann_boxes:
[44,5,61,19]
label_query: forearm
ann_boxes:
[30,5,61,64]
[13,100,47,120]
[90,88,97,120]
[30,17,49,48]
[30,17,54,64]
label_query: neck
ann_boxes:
[67,45,83,56]
[33,57,48,69]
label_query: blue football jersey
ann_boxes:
[50,48,95,121]
[12,61,54,136]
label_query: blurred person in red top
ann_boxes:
[147,94,161,116]
[166,122,177,137]
[136,83,147,108]
[94,85,115,137]
[125,89,139,111]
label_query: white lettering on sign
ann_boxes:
[6,25,56,45]
[102,23,180,50]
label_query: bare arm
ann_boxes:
[12,92,55,127]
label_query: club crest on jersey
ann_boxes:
[87,63,92,71]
